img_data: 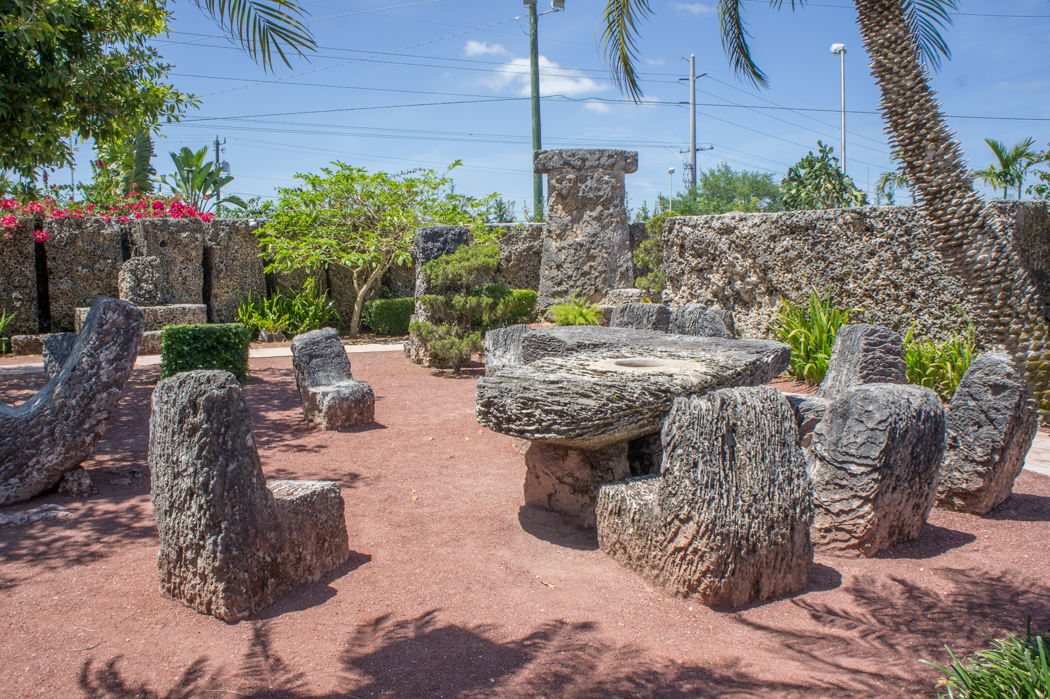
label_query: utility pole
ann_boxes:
[679,56,711,192]
[528,0,543,220]
[213,135,225,214]
[525,0,564,221]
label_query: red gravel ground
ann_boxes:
[1,352,1048,698]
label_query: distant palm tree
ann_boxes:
[875,170,912,206]
[191,0,316,70]
[975,138,1040,200]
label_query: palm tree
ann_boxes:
[600,0,1050,412]
[875,170,911,206]
[190,1,316,71]
[975,138,1040,200]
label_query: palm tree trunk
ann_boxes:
[854,0,1050,413]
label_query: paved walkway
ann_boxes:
[2,345,1048,478]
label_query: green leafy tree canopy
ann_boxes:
[258,161,496,338]
[781,141,867,210]
[0,0,196,180]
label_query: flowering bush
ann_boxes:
[0,194,214,240]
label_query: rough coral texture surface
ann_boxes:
[807,383,945,558]
[0,222,37,335]
[602,288,647,306]
[476,327,790,448]
[669,305,733,338]
[42,332,76,379]
[484,324,530,377]
[937,351,1038,514]
[534,149,637,308]
[118,256,162,306]
[818,324,907,399]
[130,219,204,305]
[0,298,143,505]
[523,441,629,528]
[596,387,813,607]
[148,370,349,623]
[662,204,1049,344]
[44,218,123,332]
[56,466,96,497]
[609,303,671,332]
[291,328,374,429]
[488,223,543,291]
[75,304,206,333]
[205,220,265,323]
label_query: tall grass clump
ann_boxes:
[903,321,978,401]
[925,617,1050,698]
[771,290,856,385]
[237,280,340,340]
[547,292,602,326]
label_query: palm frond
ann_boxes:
[600,0,653,102]
[124,130,156,196]
[718,1,807,90]
[194,0,316,71]
[900,0,957,72]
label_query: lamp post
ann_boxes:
[524,0,565,220]
[830,43,846,175]
[668,167,675,206]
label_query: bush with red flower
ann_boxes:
[0,193,215,241]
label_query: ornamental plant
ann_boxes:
[258,161,496,338]
[781,141,867,211]
[771,290,858,386]
[0,194,214,240]
[410,244,537,371]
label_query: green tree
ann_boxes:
[0,0,314,185]
[258,162,495,338]
[781,141,867,210]
[875,170,911,205]
[155,147,246,213]
[698,162,782,213]
[974,137,1040,199]
[0,0,194,180]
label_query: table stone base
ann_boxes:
[523,441,629,528]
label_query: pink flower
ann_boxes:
[34,230,48,243]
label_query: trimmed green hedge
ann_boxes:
[160,324,251,383]
[362,297,414,335]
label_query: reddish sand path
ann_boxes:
[1,352,1048,698]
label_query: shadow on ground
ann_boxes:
[75,568,1050,698]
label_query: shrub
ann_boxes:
[771,290,857,385]
[548,292,602,326]
[903,322,978,401]
[925,618,1050,698]
[237,281,339,339]
[160,324,250,383]
[362,297,414,335]
[0,309,14,354]
[633,235,665,299]
[410,244,537,371]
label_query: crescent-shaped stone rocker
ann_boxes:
[0,297,145,505]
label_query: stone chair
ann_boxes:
[936,351,1037,515]
[807,383,945,557]
[596,386,813,608]
[148,370,350,623]
[0,297,144,505]
[290,328,375,430]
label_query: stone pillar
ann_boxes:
[534,149,638,309]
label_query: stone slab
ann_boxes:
[205,220,266,323]
[130,219,204,305]
[44,218,123,332]
[0,222,38,335]
[76,304,206,332]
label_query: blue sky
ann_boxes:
[68,0,1050,215]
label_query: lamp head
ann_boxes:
[552,0,565,9]
[830,43,846,55]
[668,167,676,175]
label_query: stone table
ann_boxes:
[475,326,790,525]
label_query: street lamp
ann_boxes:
[668,167,675,205]
[830,43,846,175]
[525,0,566,220]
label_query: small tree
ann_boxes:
[975,137,1040,199]
[781,141,867,211]
[259,162,494,338]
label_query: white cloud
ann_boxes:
[646,57,665,66]
[673,2,714,15]
[584,100,613,114]
[484,55,607,97]
[464,40,510,57]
